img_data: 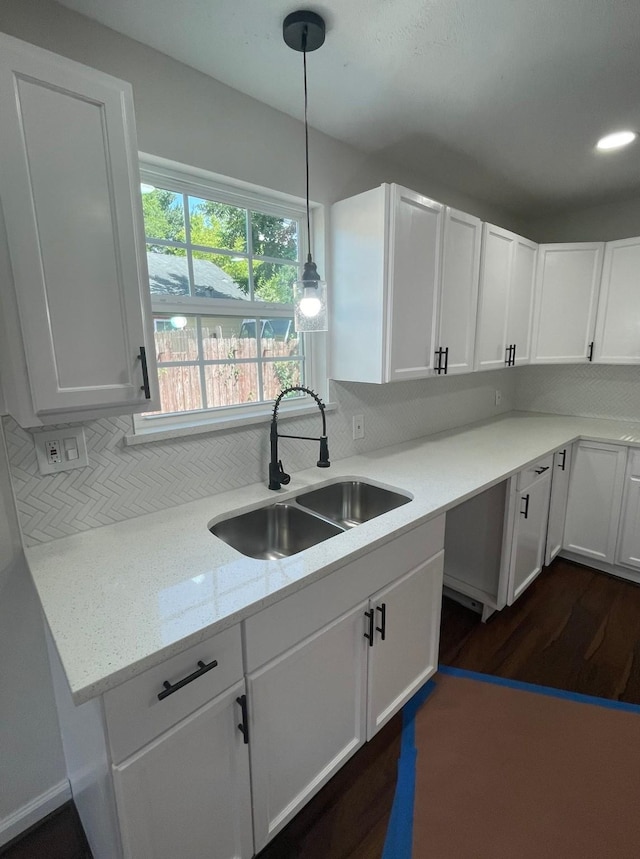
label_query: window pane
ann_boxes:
[204,363,258,408]
[263,360,303,400]
[253,262,297,304]
[143,189,185,243]
[258,318,300,356]
[157,366,203,413]
[251,212,298,261]
[147,246,189,297]
[188,197,247,253]
[192,252,250,300]
[154,315,199,361]
[201,317,258,361]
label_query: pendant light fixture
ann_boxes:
[283,10,328,332]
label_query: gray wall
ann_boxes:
[0,418,65,841]
[523,196,640,244]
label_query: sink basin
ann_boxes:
[296,480,411,529]
[210,503,344,560]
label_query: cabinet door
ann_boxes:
[366,551,444,740]
[436,208,482,375]
[475,223,513,370]
[387,185,443,381]
[545,446,573,566]
[508,472,551,604]
[113,681,252,859]
[594,237,640,363]
[531,244,603,364]
[0,33,158,416]
[563,441,627,564]
[617,450,640,569]
[248,602,368,852]
[506,236,537,365]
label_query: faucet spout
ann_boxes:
[269,386,330,489]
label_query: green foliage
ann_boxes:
[142,189,299,302]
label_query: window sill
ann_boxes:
[124,401,337,446]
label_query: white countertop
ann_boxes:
[26,411,640,704]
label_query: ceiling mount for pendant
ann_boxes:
[283,10,326,53]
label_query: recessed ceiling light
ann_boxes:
[596,131,637,151]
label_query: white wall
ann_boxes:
[0,417,66,845]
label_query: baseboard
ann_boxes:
[0,779,71,848]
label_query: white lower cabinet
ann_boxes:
[563,441,627,564]
[51,517,446,859]
[247,603,368,851]
[243,515,445,852]
[616,450,640,570]
[113,680,252,859]
[444,454,554,617]
[507,462,552,604]
[545,446,573,566]
[366,554,443,738]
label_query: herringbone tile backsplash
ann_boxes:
[4,369,515,545]
[515,364,640,421]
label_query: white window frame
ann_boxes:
[132,157,327,440]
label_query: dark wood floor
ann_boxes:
[8,558,640,858]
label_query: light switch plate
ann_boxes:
[33,426,89,475]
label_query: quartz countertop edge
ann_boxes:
[25,411,640,705]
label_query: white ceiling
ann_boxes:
[56,0,640,217]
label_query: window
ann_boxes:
[136,162,321,433]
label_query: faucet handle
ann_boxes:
[278,461,291,485]
[317,436,330,468]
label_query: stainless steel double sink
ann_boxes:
[210,480,412,560]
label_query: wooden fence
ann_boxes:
[151,329,302,413]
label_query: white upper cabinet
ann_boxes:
[474,224,537,371]
[0,33,158,426]
[531,243,604,364]
[593,236,640,364]
[434,208,482,375]
[331,184,443,383]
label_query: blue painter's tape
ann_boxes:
[382,679,437,859]
[438,665,640,714]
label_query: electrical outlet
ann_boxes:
[495,389,502,406]
[33,427,89,475]
[352,414,365,440]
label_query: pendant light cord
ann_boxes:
[303,28,312,262]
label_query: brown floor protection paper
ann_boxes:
[412,673,640,859]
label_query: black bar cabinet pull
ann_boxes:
[157,658,218,701]
[587,341,594,362]
[511,343,517,366]
[505,345,511,366]
[559,449,567,471]
[138,346,152,399]
[521,493,530,519]
[376,603,387,641]
[435,347,443,375]
[236,694,249,745]
[364,609,375,646]
[443,346,449,375]
[534,466,550,475]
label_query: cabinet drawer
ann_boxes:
[244,514,445,673]
[517,455,553,490]
[104,624,242,764]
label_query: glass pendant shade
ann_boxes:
[294,258,327,331]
